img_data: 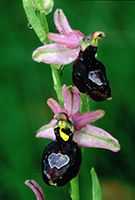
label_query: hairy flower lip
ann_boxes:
[36,85,120,153]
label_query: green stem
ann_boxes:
[70,175,80,200]
[50,64,63,107]
[40,13,49,40]
[80,93,90,113]
[69,94,90,200]
[70,93,90,200]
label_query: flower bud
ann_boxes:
[32,0,54,15]
[43,0,54,15]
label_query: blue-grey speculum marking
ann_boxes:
[48,153,70,169]
[88,70,103,85]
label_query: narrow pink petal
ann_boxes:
[54,9,73,34]
[73,30,85,38]
[73,124,120,152]
[32,43,79,65]
[62,85,81,117]
[36,119,56,140]
[25,180,45,200]
[47,98,62,114]
[47,32,80,49]
[72,110,105,130]
[47,98,68,116]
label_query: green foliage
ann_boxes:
[91,168,102,200]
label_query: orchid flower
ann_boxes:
[32,9,105,65]
[36,85,120,152]
[25,180,45,200]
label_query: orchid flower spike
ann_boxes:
[32,9,105,65]
[25,180,45,200]
[36,85,120,152]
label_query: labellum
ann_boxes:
[72,45,112,102]
[42,114,82,186]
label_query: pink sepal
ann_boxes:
[62,85,81,117]
[36,119,56,140]
[73,124,120,152]
[54,9,73,34]
[32,43,79,65]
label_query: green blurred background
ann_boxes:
[1,0,135,199]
